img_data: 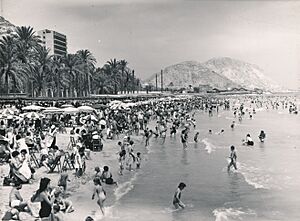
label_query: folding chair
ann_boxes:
[48,155,62,173]
[29,151,41,168]
[62,152,75,170]
[67,136,76,150]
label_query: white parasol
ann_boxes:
[22,105,45,111]
[62,107,79,114]
[78,105,95,112]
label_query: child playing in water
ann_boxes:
[118,151,126,175]
[227,145,237,172]
[136,152,141,169]
[92,178,106,215]
[243,134,254,146]
[173,182,186,209]
[258,130,266,142]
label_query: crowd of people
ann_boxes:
[0,94,298,220]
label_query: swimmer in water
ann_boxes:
[230,121,235,130]
[218,129,224,135]
[258,130,266,142]
[173,182,186,209]
[227,145,237,172]
[243,134,254,146]
[193,132,199,143]
[208,129,212,134]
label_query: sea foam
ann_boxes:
[213,207,256,221]
[114,173,138,201]
[202,138,216,154]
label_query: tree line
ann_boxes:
[0,26,141,97]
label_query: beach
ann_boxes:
[0,95,299,221]
[0,128,147,221]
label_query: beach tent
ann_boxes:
[43,107,63,114]
[78,105,95,112]
[62,107,79,114]
[22,105,45,111]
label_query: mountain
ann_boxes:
[0,16,16,37]
[203,57,284,92]
[146,61,241,90]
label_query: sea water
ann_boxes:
[105,107,300,221]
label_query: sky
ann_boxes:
[1,0,300,89]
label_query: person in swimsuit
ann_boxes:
[193,132,199,143]
[258,130,266,142]
[92,178,106,215]
[181,129,188,149]
[31,177,53,220]
[173,182,186,209]
[227,145,237,172]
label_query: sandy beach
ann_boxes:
[0,129,147,221]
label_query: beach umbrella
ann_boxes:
[78,105,95,112]
[109,100,124,106]
[62,107,79,114]
[25,112,40,119]
[22,105,45,111]
[83,115,98,121]
[61,104,73,108]
[43,107,63,114]
[1,108,15,115]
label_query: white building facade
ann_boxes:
[37,29,67,56]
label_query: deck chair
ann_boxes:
[92,139,103,152]
[62,152,75,170]
[29,151,40,168]
[67,136,76,150]
[48,155,62,173]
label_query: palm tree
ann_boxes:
[0,36,19,94]
[15,26,40,64]
[105,58,122,94]
[92,67,113,94]
[62,54,81,97]
[76,49,96,96]
[119,59,128,94]
[22,47,52,97]
[50,56,64,97]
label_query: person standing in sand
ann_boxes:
[92,178,106,215]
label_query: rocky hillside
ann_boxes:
[0,16,15,36]
[146,58,285,92]
[203,57,283,91]
[146,61,240,90]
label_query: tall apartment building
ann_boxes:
[37,29,67,56]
